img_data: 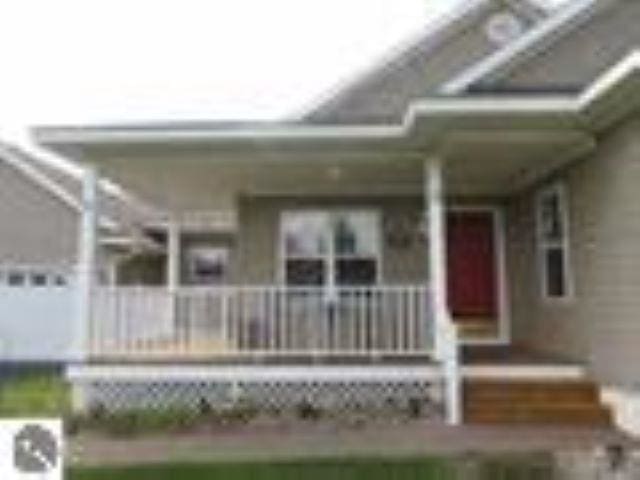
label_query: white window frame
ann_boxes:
[186,246,230,286]
[535,182,574,303]
[279,209,382,287]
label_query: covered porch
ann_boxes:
[35,101,597,424]
[72,129,590,363]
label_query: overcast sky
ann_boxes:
[0,1,448,139]
[0,0,566,169]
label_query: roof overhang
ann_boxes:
[32,50,640,197]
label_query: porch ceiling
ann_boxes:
[52,125,593,211]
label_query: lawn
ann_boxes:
[0,368,69,417]
[68,456,554,480]
[69,458,456,480]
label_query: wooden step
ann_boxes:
[466,404,611,425]
[465,381,599,404]
[464,380,611,426]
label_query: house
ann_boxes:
[30,0,640,431]
[0,143,161,360]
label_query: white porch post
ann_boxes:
[167,220,181,290]
[74,166,98,361]
[167,219,181,329]
[425,157,462,426]
[426,158,448,358]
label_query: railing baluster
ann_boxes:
[352,288,358,353]
[358,288,365,354]
[238,288,244,352]
[322,289,329,353]
[90,283,434,360]
[407,287,413,352]
[280,286,287,352]
[220,287,227,350]
[371,288,378,355]
[398,287,405,353]
[268,287,275,353]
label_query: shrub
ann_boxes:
[407,397,423,419]
[296,399,322,421]
[79,408,199,438]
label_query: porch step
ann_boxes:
[464,380,611,426]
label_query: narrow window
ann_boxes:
[536,183,572,300]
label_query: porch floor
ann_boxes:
[73,350,586,386]
[88,345,577,367]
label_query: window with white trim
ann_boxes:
[535,183,572,300]
[186,246,230,285]
[281,210,380,286]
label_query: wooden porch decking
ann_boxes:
[86,345,584,377]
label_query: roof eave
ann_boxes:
[33,50,640,151]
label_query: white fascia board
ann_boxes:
[577,50,640,109]
[290,0,493,120]
[0,143,81,211]
[439,0,608,95]
[406,96,578,119]
[34,124,407,145]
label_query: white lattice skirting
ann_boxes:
[68,366,444,414]
[78,380,442,413]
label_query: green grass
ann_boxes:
[68,458,455,480]
[68,456,555,480]
[0,372,70,417]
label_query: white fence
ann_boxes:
[0,285,75,361]
[90,285,434,359]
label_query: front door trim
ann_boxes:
[449,205,510,346]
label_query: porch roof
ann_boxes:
[32,51,640,203]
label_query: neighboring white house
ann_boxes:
[0,143,162,361]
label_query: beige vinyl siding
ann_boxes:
[506,115,640,385]
[232,196,428,285]
[0,160,77,264]
[306,2,535,124]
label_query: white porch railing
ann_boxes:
[90,285,434,358]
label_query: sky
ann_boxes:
[0,0,566,171]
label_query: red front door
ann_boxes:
[447,211,497,319]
